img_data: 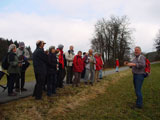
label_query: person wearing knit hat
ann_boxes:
[33,40,48,100]
[15,42,30,92]
[56,44,65,88]
[58,44,64,50]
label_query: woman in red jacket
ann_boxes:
[73,51,84,87]
[94,52,101,82]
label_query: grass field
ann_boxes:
[0,63,160,120]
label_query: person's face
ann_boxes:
[40,42,45,48]
[51,49,56,53]
[78,52,82,56]
[13,47,17,53]
[95,53,98,57]
[89,49,93,55]
[135,48,141,56]
[70,46,74,51]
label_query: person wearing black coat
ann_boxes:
[47,46,57,96]
[32,40,48,100]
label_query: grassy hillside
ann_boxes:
[0,63,160,120]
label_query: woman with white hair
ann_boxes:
[7,44,21,96]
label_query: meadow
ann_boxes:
[0,63,160,120]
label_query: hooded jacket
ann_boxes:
[73,55,84,73]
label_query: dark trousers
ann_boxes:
[47,73,57,96]
[33,73,46,99]
[15,71,25,89]
[8,73,19,94]
[57,64,66,88]
[73,72,81,86]
[81,67,86,79]
[66,66,73,84]
[133,74,144,107]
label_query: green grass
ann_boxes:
[0,63,160,120]
[0,61,35,85]
[52,63,160,120]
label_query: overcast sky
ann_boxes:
[0,0,160,53]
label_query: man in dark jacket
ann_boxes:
[33,40,48,100]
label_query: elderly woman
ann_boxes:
[7,44,20,96]
[47,46,57,96]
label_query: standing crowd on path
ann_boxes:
[1,40,104,100]
[1,40,150,109]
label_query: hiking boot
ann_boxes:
[90,82,93,86]
[8,92,17,96]
[21,88,27,91]
[15,88,20,92]
[84,82,88,85]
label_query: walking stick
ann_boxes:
[19,75,21,95]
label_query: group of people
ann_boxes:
[5,40,104,100]
[6,42,30,96]
[32,40,104,100]
[3,41,146,109]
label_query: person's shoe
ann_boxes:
[15,88,20,92]
[84,82,88,85]
[8,92,17,96]
[21,88,27,91]
[136,105,142,109]
[35,97,42,100]
[90,82,93,86]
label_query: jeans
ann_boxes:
[116,66,119,72]
[84,69,95,83]
[99,69,103,79]
[133,74,144,107]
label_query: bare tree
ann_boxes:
[154,30,160,52]
[91,16,133,67]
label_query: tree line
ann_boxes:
[91,16,133,67]
[0,37,32,61]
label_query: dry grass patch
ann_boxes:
[0,70,130,120]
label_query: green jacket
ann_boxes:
[7,52,20,74]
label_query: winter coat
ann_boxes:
[48,53,57,74]
[95,56,102,71]
[7,52,20,74]
[116,60,119,67]
[73,55,84,73]
[84,55,96,70]
[57,49,64,69]
[65,50,75,67]
[33,47,48,75]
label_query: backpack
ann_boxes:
[1,53,10,70]
[144,58,151,77]
[138,55,151,78]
